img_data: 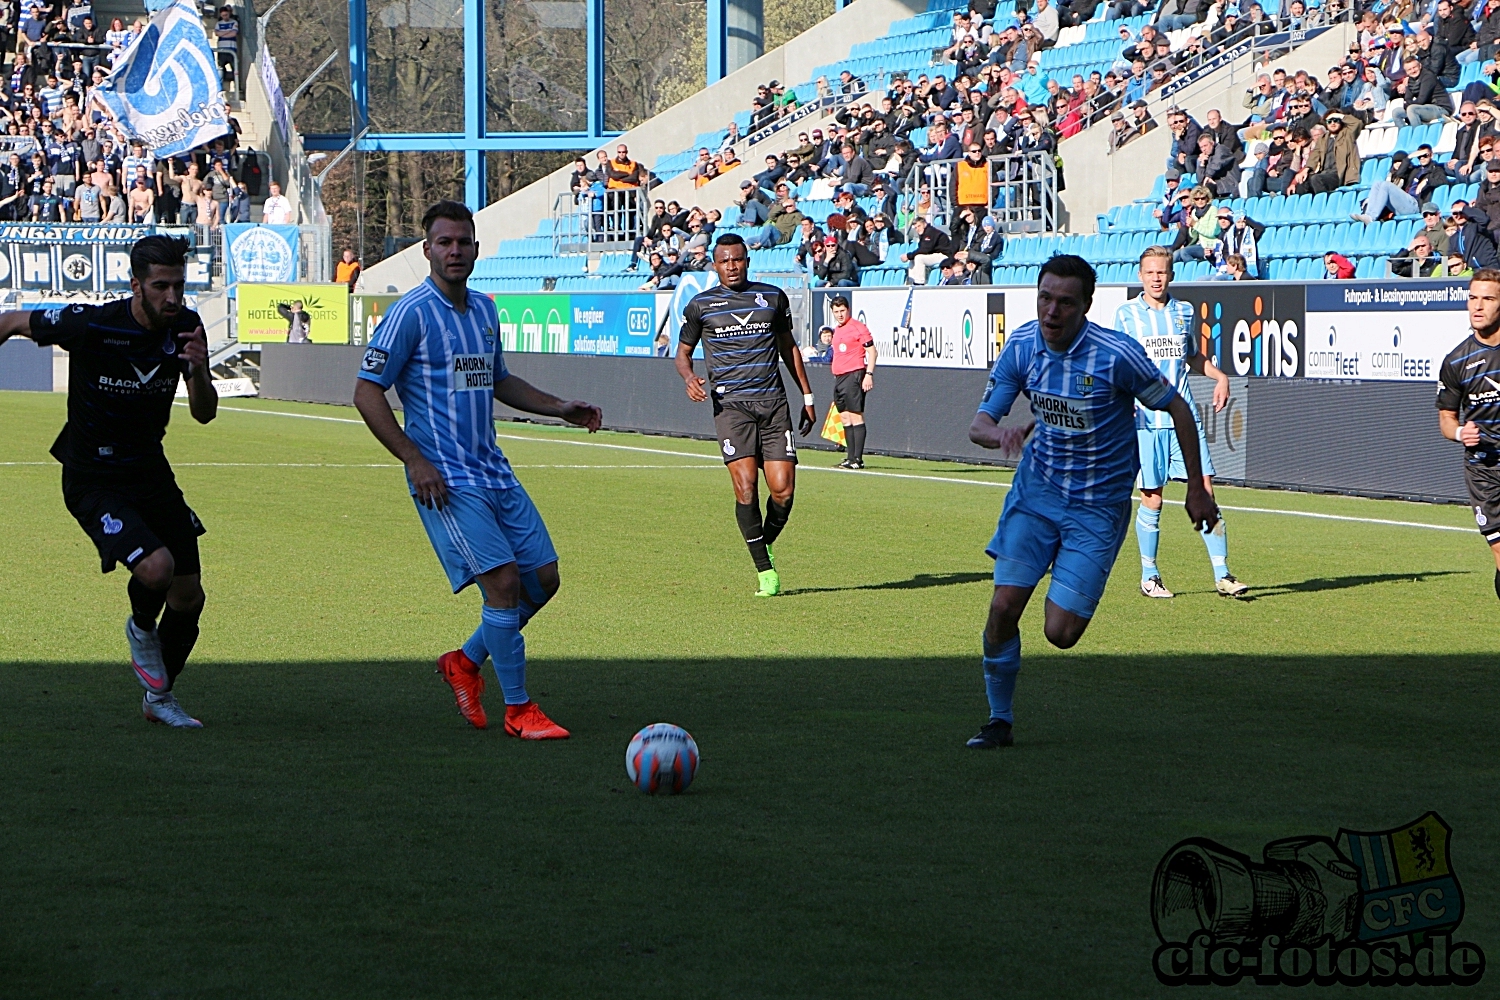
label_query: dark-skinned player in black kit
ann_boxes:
[0,235,218,726]
[676,234,817,597]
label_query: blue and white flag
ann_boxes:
[223,224,301,287]
[96,0,229,159]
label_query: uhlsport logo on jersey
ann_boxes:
[1152,813,1484,987]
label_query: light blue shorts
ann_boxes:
[986,466,1132,619]
[1136,424,1216,491]
[414,485,558,593]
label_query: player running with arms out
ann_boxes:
[1116,247,1248,599]
[0,236,217,727]
[353,201,602,737]
[1437,269,1500,600]
[965,256,1218,749]
[677,233,817,597]
[828,295,877,470]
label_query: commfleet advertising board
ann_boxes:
[1301,281,1470,381]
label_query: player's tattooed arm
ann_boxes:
[354,378,449,510]
[494,374,602,432]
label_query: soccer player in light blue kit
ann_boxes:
[1115,246,1248,599]
[965,256,1218,748]
[354,201,603,738]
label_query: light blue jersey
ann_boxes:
[1113,295,1198,431]
[979,320,1176,505]
[356,277,519,492]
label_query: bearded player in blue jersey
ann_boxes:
[354,201,602,738]
[1115,246,1248,599]
[965,255,1218,749]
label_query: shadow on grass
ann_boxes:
[1234,570,1471,601]
[781,571,993,596]
[1,655,1496,999]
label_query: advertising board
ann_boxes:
[236,284,349,344]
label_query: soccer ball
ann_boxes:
[625,723,699,794]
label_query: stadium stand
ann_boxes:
[449,0,1500,296]
[0,0,269,227]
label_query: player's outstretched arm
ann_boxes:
[775,326,817,436]
[353,378,449,509]
[180,325,217,424]
[1166,395,1219,531]
[494,374,602,432]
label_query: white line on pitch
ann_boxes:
[201,404,1474,535]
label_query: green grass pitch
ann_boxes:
[1,389,1496,998]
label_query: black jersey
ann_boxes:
[678,281,793,402]
[1436,334,1500,452]
[28,299,199,473]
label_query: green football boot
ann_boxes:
[754,568,781,598]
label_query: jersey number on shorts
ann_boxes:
[785,431,796,456]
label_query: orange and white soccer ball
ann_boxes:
[625,723,699,794]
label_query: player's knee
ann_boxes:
[1044,624,1083,649]
[167,579,205,613]
[529,563,560,601]
[987,591,1025,628]
[132,548,175,591]
[1043,614,1089,649]
[477,563,521,607]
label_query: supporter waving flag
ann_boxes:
[94,0,228,159]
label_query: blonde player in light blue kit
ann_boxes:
[1114,246,1248,599]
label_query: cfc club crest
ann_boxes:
[1151,812,1482,987]
[1074,374,1095,396]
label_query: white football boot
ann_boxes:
[126,617,169,693]
[142,692,203,728]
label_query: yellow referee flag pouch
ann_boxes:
[821,404,846,447]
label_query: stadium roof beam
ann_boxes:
[341,0,752,208]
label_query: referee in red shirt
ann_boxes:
[829,296,877,469]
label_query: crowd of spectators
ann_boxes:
[1110,0,1500,279]
[560,0,1500,285]
[0,0,265,226]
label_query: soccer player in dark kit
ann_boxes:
[0,235,217,726]
[677,234,817,597]
[1437,270,1500,599]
